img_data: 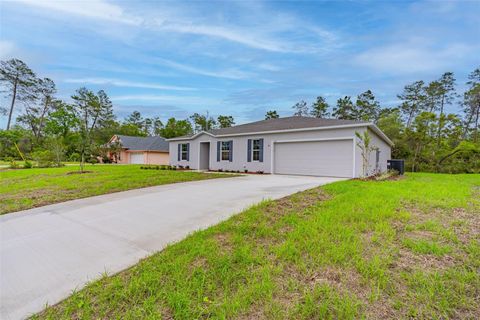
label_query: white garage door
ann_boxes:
[274,139,353,178]
[130,152,145,164]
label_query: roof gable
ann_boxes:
[115,135,169,152]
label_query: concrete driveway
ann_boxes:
[0,174,343,319]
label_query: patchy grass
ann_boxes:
[33,173,480,319]
[0,165,228,215]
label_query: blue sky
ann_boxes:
[0,0,479,127]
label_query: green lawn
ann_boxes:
[33,173,480,319]
[0,165,227,215]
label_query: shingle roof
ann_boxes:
[171,116,369,140]
[116,135,169,152]
[209,116,368,135]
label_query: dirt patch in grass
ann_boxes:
[394,248,457,271]
[384,200,480,318]
[450,208,480,244]
[213,232,234,254]
[264,188,330,219]
[66,170,93,175]
[0,187,59,202]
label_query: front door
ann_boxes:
[199,142,210,170]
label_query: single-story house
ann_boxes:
[107,135,169,165]
[168,116,393,178]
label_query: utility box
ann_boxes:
[387,159,405,175]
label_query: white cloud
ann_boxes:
[353,43,476,74]
[63,77,195,91]
[156,23,290,53]
[17,0,141,25]
[16,0,337,54]
[257,63,282,72]
[0,41,17,59]
[111,94,219,105]
[155,58,253,80]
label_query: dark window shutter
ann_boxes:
[259,138,264,162]
[229,140,233,162]
[177,144,181,161]
[217,141,220,162]
[186,143,190,161]
[247,139,252,162]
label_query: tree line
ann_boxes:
[286,69,479,173]
[1,58,479,173]
[0,59,238,167]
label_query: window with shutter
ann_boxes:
[180,144,189,161]
[252,139,261,161]
[221,141,231,161]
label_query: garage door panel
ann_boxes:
[274,140,353,177]
[130,152,144,164]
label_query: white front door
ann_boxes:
[130,152,144,164]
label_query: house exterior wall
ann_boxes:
[117,150,130,164]
[115,150,169,164]
[169,126,392,177]
[144,151,169,165]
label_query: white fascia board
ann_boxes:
[214,123,368,137]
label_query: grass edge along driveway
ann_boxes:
[33,173,480,319]
[0,165,230,215]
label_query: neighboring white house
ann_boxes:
[168,116,393,178]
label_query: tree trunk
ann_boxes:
[463,112,473,140]
[6,78,18,130]
[474,109,479,143]
[80,151,85,173]
[407,110,414,128]
[36,98,50,141]
[436,96,445,147]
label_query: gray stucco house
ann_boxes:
[168,116,393,178]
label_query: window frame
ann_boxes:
[180,143,189,161]
[251,139,261,162]
[221,141,231,161]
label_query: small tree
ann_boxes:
[292,100,309,116]
[46,136,65,166]
[71,87,113,172]
[265,110,279,119]
[190,112,216,132]
[310,96,330,118]
[333,96,355,120]
[217,115,235,128]
[355,131,378,177]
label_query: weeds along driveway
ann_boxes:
[0,174,343,320]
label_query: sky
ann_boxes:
[0,0,479,128]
